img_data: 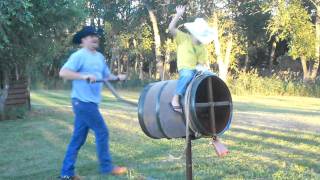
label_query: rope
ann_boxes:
[104,81,138,106]
[86,78,138,106]
[167,72,203,160]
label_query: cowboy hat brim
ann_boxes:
[184,18,217,45]
[72,26,98,44]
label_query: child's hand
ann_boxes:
[176,5,186,17]
[196,64,209,72]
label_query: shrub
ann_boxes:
[228,70,320,97]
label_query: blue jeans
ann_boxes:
[175,69,196,96]
[61,98,113,176]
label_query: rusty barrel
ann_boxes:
[138,73,232,139]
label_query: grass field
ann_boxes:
[0,89,319,180]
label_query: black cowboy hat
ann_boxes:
[72,26,98,44]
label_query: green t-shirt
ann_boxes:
[175,30,208,70]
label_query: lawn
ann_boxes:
[0,89,319,180]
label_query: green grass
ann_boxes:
[0,90,319,180]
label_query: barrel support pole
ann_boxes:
[186,135,192,180]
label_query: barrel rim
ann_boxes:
[190,73,233,136]
[217,80,233,135]
[138,83,159,139]
[190,74,212,136]
[210,75,233,135]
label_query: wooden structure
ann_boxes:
[0,72,30,120]
[5,79,30,108]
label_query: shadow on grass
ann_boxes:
[224,129,320,173]
[234,101,320,117]
[233,112,320,133]
[231,127,320,147]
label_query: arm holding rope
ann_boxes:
[104,74,127,82]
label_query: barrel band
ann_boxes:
[138,83,159,139]
[156,81,171,139]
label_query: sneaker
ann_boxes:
[111,166,128,175]
[59,175,81,180]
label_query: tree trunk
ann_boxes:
[224,35,233,68]
[111,45,119,73]
[244,42,250,71]
[269,40,277,74]
[218,35,233,81]
[301,56,311,82]
[311,59,320,80]
[0,71,9,119]
[149,61,153,79]
[117,55,121,74]
[310,9,320,81]
[213,28,231,82]
[139,54,144,80]
[211,13,230,82]
[212,28,223,80]
[162,48,171,81]
[146,5,162,80]
[126,54,130,79]
[135,57,138,74]
[161,48,170,81]
[109,59,114,73]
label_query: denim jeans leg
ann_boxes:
[175,69,196,96]
[82,104,113,174]
[61,100,89,176]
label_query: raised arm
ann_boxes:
[168,5,186,36]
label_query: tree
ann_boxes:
[0,0,87,81]
[202,1,245,81]
[143,1,163,80]
[230,0,270,72]
[307,0,320,80]
[266,0,318,82]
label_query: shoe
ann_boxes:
[111,166,128,175]
[59,175,81,180]
[169,102,183,113]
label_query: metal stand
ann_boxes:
[186,78,218,180]
[184,75,221,180]
[186,135,193,180]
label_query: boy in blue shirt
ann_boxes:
[59,26,127,180]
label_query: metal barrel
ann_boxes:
[138,73,233,139]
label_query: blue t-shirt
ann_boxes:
[62,48,110,104]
